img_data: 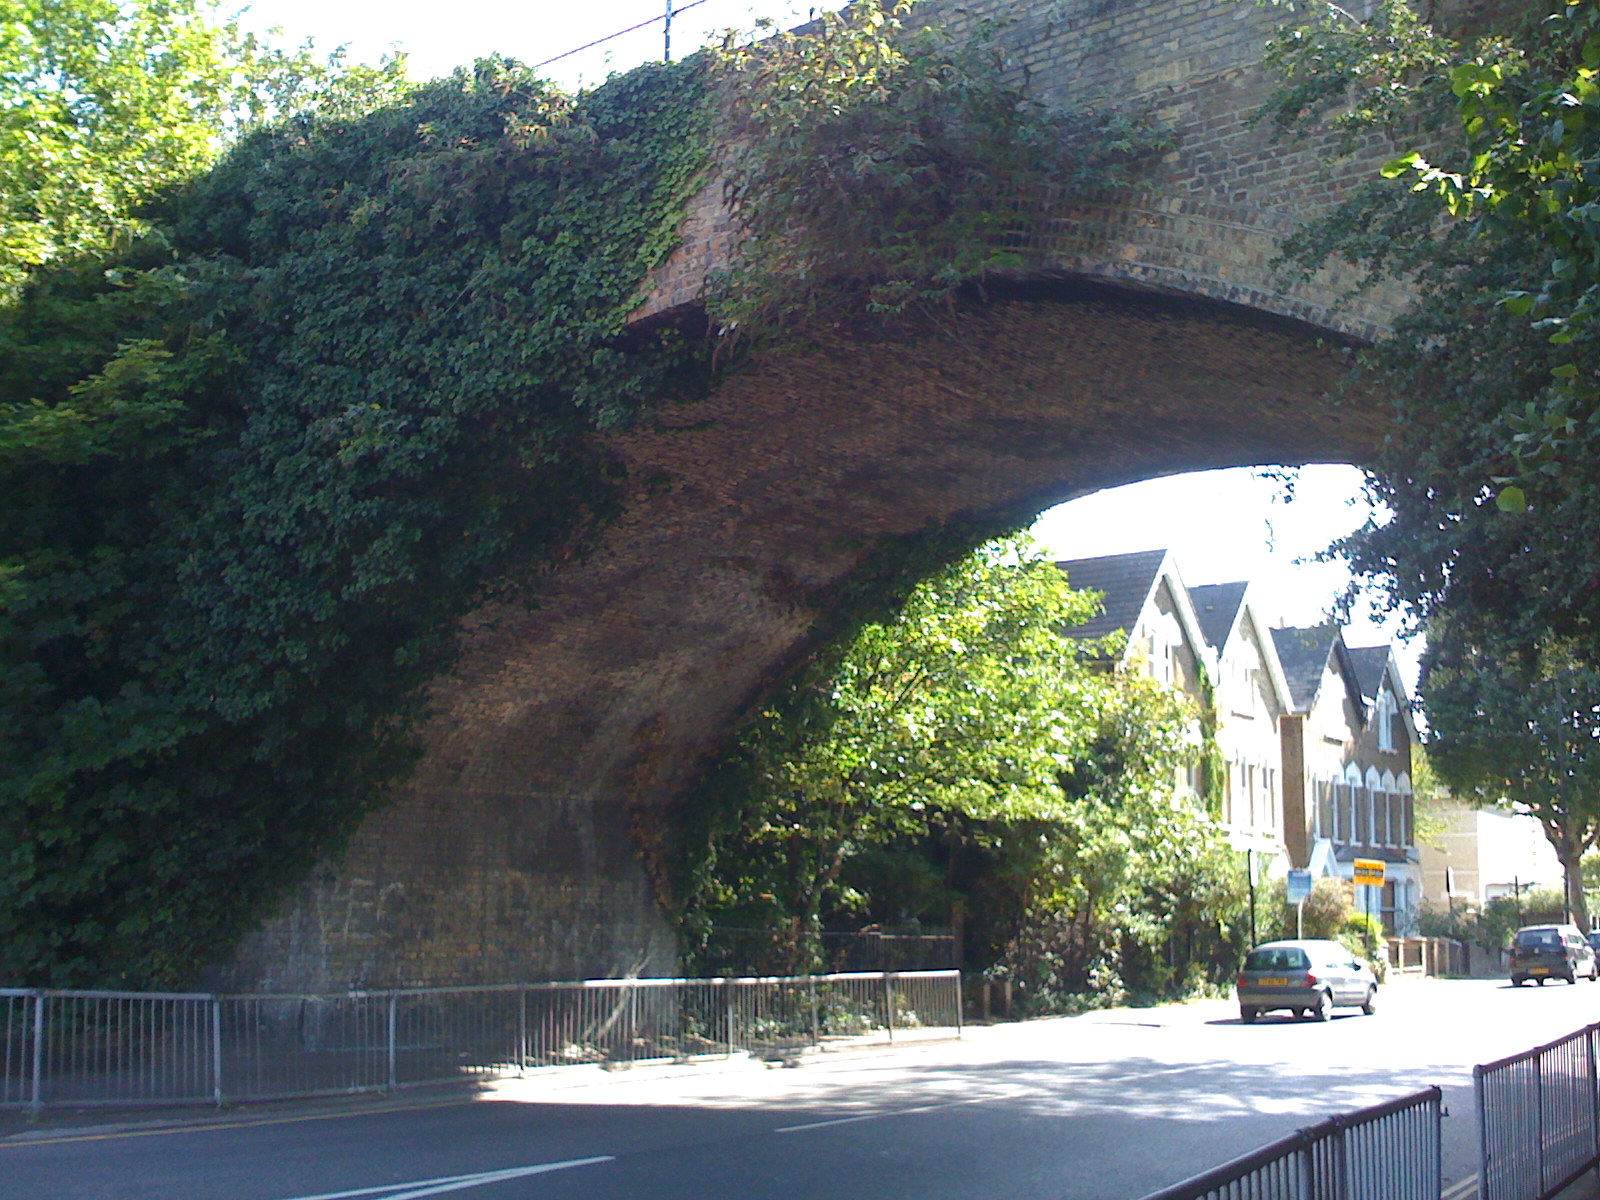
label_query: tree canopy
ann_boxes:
[1261,0,1600,904]
[674,537,1246,1000]
[1421,616,1600,929]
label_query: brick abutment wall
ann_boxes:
[221,0,1412,990]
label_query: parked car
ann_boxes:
[1509,924,1598,986]
[1236,938,1378,1023]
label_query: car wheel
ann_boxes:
[1361,987,1377,1016]
[1240,1006,1258,1024]
[1512,977,1526,987]
[1311,991,1331,1022]
[1538,977,1547,986]
[1569,973,1579,985]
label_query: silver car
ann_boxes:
[1236,938,1379,1023]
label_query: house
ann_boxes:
[1272,626,1421,934]
[1189,581,1295,870]
[1055,549,1424,934]
[1056,550,1215,802]
[1055,549,1211,703]
[1419,807,1564,909]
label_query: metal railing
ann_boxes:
[1,970,960,1113]
[1138,1087,1443,1200]
[1477,1022,1600,1200]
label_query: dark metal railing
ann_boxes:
[1138,1087,1443,1200]
[1477,1023,1600,1200]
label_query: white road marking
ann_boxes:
[272,1157,614,1200]
[776,1096,991,1132]
[1441,1174,1477,1200]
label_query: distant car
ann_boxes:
[1236,938,1378,1023]
[1509,924,1598,986]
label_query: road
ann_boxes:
[6,976,1600,1200]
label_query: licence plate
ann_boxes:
[1257,977,1290,986]
[1532,967,1550,975]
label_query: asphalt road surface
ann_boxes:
[7,976,1600,1200]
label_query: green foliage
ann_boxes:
[676,533,1245,1003]
[1265,0,1600,656]
[676,536,1111,962]
[1263,1,1600,916]
[0,52,716,986]
[1261,876,1386,977]
[1421,618,1600,929]
[706,0,1169,340]
[2,0,1164,988]
[0,0,409,301]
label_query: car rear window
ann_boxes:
[1515,929,1561,949]
[1244,948,1310,971]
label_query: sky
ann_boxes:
[229,0,1423,690]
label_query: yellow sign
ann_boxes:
[1353,858,1386,887]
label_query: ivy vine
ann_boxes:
[2,0,1168,987]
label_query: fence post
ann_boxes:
[1589,1026,1600,1172]
[1297,1138,1316,1199]
[386,994,398,1094]
[211,997,224,1107]
[883,974,895,1043]
[808,975,819,1048]
[1330,1120,1346,1200]
[518,988,528,1078]
[1476,1063,1492,1200]
[29,991,44,1118]
[1536,1052,1548,1199]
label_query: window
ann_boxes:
[1376,687,1397,752]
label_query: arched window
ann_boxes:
[1365,767,1382,845]
[1376,687,1397,752]
[1397,773,1414,846]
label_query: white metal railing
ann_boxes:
[0,970,960,1113]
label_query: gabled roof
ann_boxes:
[1055,549,1170,641]
[1345,646,1392,702]
[1189,581,1249,651]
[1270,624,1352,714]
[1346,642,1421,745]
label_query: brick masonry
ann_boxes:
[221,0,1423,990]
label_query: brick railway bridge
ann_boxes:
[222,0,1441,989]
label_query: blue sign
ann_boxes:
[1286,869,1313,904]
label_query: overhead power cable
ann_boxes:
[534,0,711,69]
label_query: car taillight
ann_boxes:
[1236,973,1248,989]
[1303,972,1320,987]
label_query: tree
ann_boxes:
[0,0,406,300]
[1421,614,1600,931]
[1261,1,1600,916]
[680,538,1112,959]
[1262,0,1600,657]
[675,535,1245,999]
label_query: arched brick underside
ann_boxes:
[221,279,1385,990]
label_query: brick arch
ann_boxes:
[223,277,1388,990]
[218,0,1438,989]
